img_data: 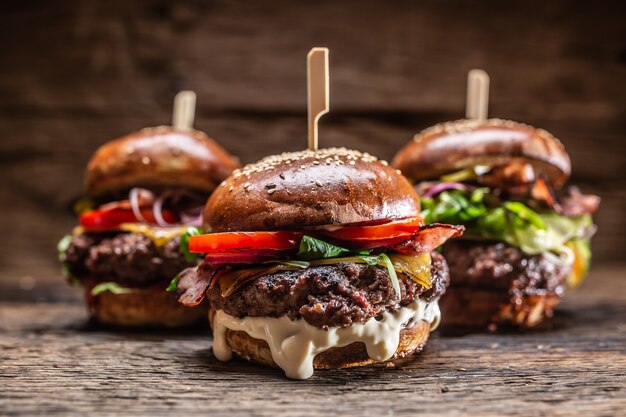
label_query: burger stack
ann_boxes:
[59,123,239,327]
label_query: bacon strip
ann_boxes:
[392,223,465,255]
[176,265,217,306]
[530,179,600,217]
[559,186,600,217]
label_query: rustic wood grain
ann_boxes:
[0,266,624,416]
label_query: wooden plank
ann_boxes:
[1,1,624,113]
[0,267,624,416]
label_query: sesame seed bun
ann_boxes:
[204,147,421,232]
[85,126,240,197]
[392,119,571,190]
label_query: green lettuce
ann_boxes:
[297,235,349,260]
[91,282,134,296]
[421,189,592,255]
[180,227,204,263]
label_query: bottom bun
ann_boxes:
[209,308,431,370]
[85,283,208,328]
[440,287,561,330]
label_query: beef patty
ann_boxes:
[208,252,449,329]
[64,233,193,286]
[440,240,570,328]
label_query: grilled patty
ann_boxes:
[208,252,449,329]
[64,233,193,286]
[439,240,569,328]
[442,240,568,296]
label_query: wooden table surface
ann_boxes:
[1,266,624,416]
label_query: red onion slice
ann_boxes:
[153,192,175,227]
[422,182,467,198]
[129,187,151,223]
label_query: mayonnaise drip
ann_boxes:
[212,298,440,379]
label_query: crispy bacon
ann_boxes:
[559,186,600,217]
[176,264,227,307]
[530,178,559,210]
[530,178,599,217]
[393,223,465,255]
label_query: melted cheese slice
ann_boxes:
[212,298,441,379]
[74,224,189,247]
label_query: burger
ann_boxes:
[58,126,239,327]
[174,147,463,379]
[392,119,600,330]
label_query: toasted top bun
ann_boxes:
[85,126,240,196]
[204,147,421,232]
[392,119,571,190]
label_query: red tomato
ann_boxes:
[80,208,177,229]
[317,217,423,241]
[189,231,303,254]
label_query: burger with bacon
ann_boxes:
[174,147,463,379]
[392,119,600,330]
[58,126,239,327]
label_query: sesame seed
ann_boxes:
[267,188,276,195]
[315,180,323,187]
[141,156,150,165]
[279,173,285,180]
[349,160,356,165]
[229,186,234,192]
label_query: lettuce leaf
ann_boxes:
[421,189,593,255]
[91,282,134,296]
[297,235,349,260]
[57,235,72,263]
[166,275,180,292]
[180,227,204,263]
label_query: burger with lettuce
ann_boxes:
[392,118,600,330]
[58,126,239,327]
[174,147,463,379]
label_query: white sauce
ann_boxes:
[212,298,441,379]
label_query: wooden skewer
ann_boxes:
[465,69,490,120]
[307,47,329,150]
[172,90,197,130]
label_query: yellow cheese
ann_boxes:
[74,223,189,247]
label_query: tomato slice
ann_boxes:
[189,231,303,254]
[80,208,177,230]
[316,217,423,241]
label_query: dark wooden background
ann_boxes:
[1,2,625,416]
[1,0,625,290]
